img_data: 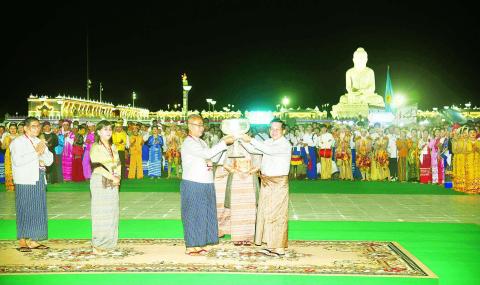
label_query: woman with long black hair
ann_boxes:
[89,120,121,254]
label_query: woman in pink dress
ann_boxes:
[83,122,96,179]
[419,130,432,184]
[61,120,75,181]
[429,129,444,185]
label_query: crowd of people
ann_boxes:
[279,122,480,194]
[1,118,480,195]
[0,119,174,190]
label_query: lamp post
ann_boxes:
[465,102,472,118]
[182,73,192,121]
[211,100,216,111]
[99,82,103,102]
[206,98,212,111]
[87,79,92,100]
[132,91,136,108]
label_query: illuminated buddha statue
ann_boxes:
[339,47,385,107]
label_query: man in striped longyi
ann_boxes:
[10,117,53,252]
[180,114,234,256]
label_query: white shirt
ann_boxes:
[419,138,430,155]
[302,133,316,147]
[387,134,398,158]
[10,135,54,185]
[243,136,291,176]
[316,132,335,149]
[350,135,356,149]
[289,135,303,151]
[142,131,150,142]
[284,133,294,143]
[181,136,227,183]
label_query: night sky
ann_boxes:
[2,1,479,117]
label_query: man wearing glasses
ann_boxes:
[180,114,234,256]
[10,117,53,252]
[241,118,292,257]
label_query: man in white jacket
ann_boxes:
[10,117,53,252]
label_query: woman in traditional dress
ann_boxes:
[419,130,432,184]
[465,129,478,193]
[214,149,230,238]
[335,127,353,180]
[222,143,261,246]
[72,129,85,182]
[407,129,420,182]
[141,124,150,177]
[82,122,96,180]
[351,128,363,180]
[61,120,75,181]
[112,121,128,179]
[147,126,164,178]
[475,133,480,194]
[2,124,19,191]
[53,124,64,183]
[396,131,409,182]
[369,133,380,181]
[429,129,444,185]
[128,124,144,179]
[355,129,372,181]
[373,129,390,181]
[452,128,463,191]
[90,120,121,254]
[289,129,307,180]
[302,125,318,180]
[166,126,181,178]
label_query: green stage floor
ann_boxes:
[0,190,478,223]
[0,220,479,285]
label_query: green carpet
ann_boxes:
[0,220,478,285]
[0,179,466,195]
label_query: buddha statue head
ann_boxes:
[353,47,368,69]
